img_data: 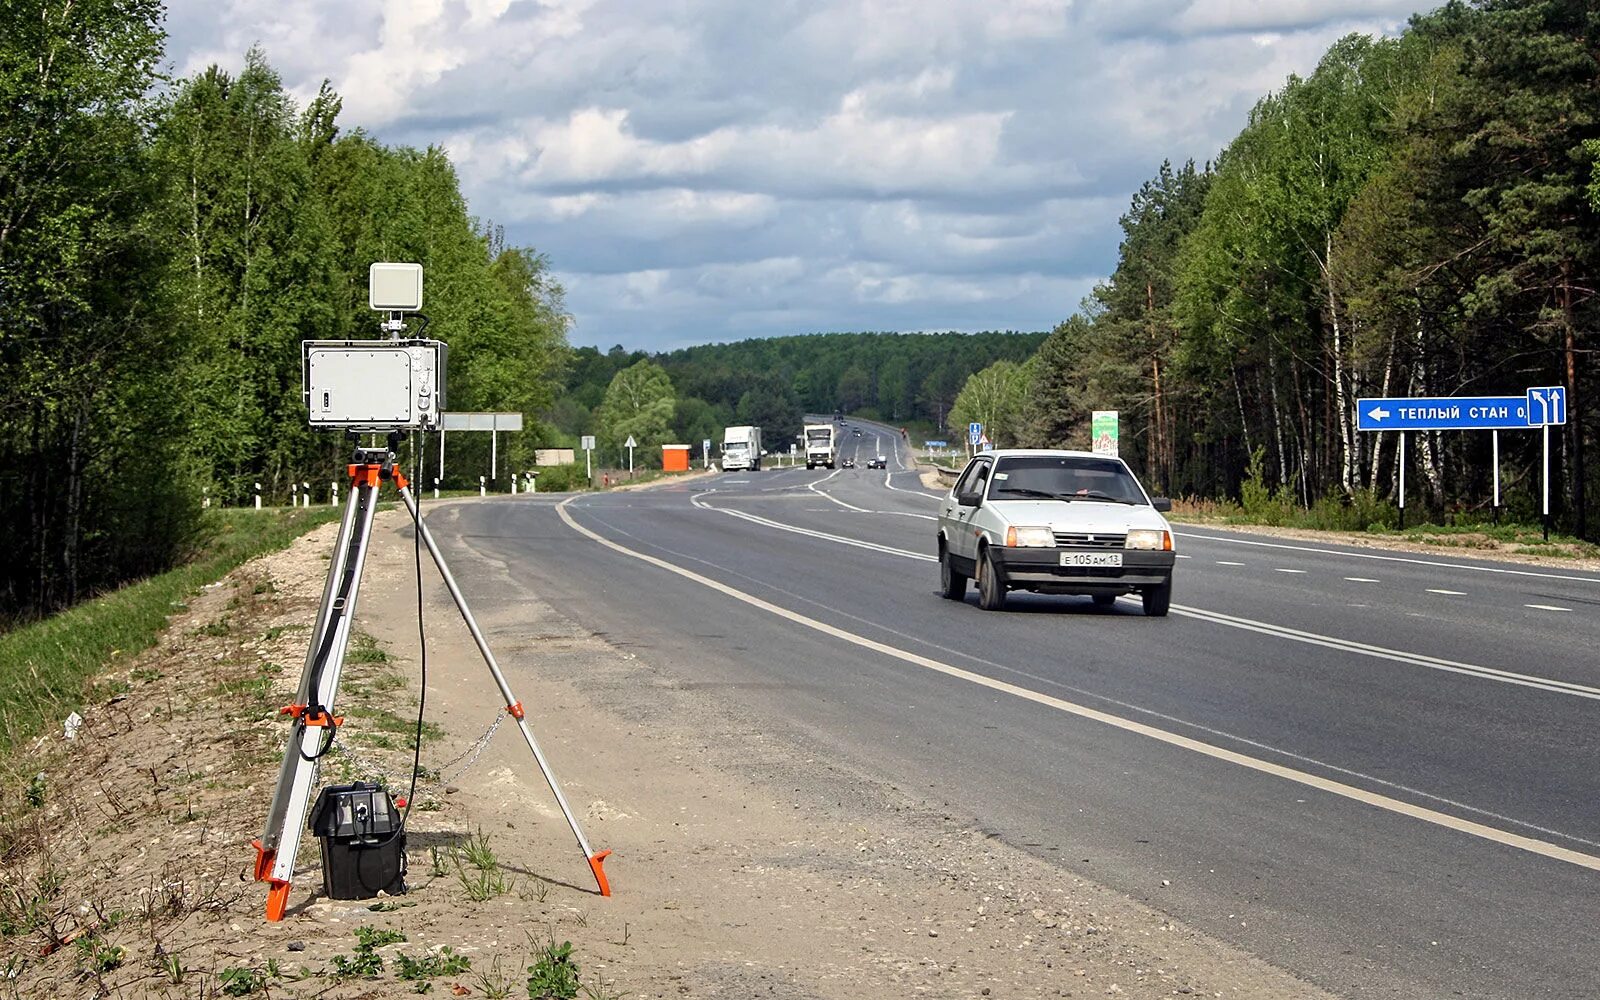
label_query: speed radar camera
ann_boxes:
[302,262,448,432]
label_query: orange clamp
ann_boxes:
[347,464,382,488]
[250,840,275,882]
[506,701,525,720]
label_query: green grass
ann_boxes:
[0,506,339,755]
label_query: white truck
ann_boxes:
[721,425,762,471]
[804,423,836,470]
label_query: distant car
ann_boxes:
[841,459,856,469]
[935,449,1175,615]
[853,429,862,437]
[866,456,887,469]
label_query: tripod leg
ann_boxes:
[252,470,383,919]
[397,484,612,896]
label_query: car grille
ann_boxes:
[1052,531,1126,548]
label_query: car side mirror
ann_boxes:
[1151,497,1172,512]
[956,490,983,508]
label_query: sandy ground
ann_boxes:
[1,501,1335,999]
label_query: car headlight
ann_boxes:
[1005,525,1054,548]
[1125,529,1173,551]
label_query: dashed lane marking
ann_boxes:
[556,497,1600,874]
[1427,589,1467,596]
[1525,604,1572,612]
[1345,577,1380,583]
[1274,568,1308,574]
[1217,561,1246,566]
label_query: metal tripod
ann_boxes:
[252,443,610,921]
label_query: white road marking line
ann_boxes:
[1217,561,1246,566]
[556,498,1600,874]
[1274,568,1307,574]
[1176,554,1191,559]
[1344,577,1380,583]
[1427,589,1467,596]
[805,468,871,513]
[682,503,1600,702]
[1525,604,1572,612]
[1176,531,1600,584]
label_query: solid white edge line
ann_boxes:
[1176,530,1600,584]
[554,498,1600,874]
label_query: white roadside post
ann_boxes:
[1492,430,1500,523]
[302,482,310,508]
[1542,422,1550,541]
[290,482,297,507]
[433,477,439,500]
[330,481,339,507]
[510,474,517,495]
[479,475,486,498]
[1398,431,1407,530]
[255,482,262,510]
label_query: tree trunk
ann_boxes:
[1324,232,1355,493]
[1562,266,1585,538]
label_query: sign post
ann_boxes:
[702,437,712,469]
[1091,411,1119,457]
[581,434,595,482]
[1398,431,1407,529]
[1492,430,1500,523]
[625,434,637,475]
[1529,387,1567,541]
[441,412,524,487]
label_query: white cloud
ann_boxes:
[161,0,1433,349]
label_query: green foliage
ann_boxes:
[531,463,590,493]
[331,926,405,979]
[950,360,1031,448]
[0,507,337,752]
[395,947,471,985]
[219,966,265,996]
[595,361,677,466]
[526,939,581,1000]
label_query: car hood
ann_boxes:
[983,499,1171,534]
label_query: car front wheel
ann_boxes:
[939,544,967,600]
[1141,576,1172,617]
[977,547,1006,611]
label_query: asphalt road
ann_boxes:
[425,422,1600,999]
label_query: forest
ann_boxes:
[965,0,1599,536]
[1,2,568,620]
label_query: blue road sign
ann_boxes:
[925,440,948,448]
[1356,395,1534,432]
[1527,386,1567,426]
[968,422,982,445]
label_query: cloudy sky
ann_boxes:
[163,0,1428,351]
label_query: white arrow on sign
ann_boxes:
[1368,406,1391,421]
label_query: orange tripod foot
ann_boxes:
[588,850,612,897]
[265,880,292,922]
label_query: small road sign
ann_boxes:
[1092,410,1119,457]
[624,435,637,448]
[968,422,982,446]
[1356,396,1533,432]
[1527,386,1567,426]
[581,434,595,450]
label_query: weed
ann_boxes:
[582,981,629,1000]
[330,926,405,979]
[519,879,551,904]
[395,946,471,985]
[525,937,581,999]
[348,632,390,664]
[355,925,406,949]
[252,579,276,595]
[429,846,447,878]
[25,774,45,809]
[471,954,520,999]
[194,617,232,638]
[131,667,162,683]
[454,830,515,901]
[158,951,184,984]
[219,966,264,995]
[75,933,125,974]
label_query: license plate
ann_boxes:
[1060,552,1122,568]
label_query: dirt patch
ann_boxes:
[1,509,1335,999]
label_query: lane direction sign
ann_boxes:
[1527,386,1567,426]
[1356,395,1533,432]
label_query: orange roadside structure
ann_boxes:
[662,444,691,472]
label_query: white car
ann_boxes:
[935,450,1176,615]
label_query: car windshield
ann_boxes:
[724,442,747,452]
[987,456,1147,504]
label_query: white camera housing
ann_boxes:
[303,339,448,432]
